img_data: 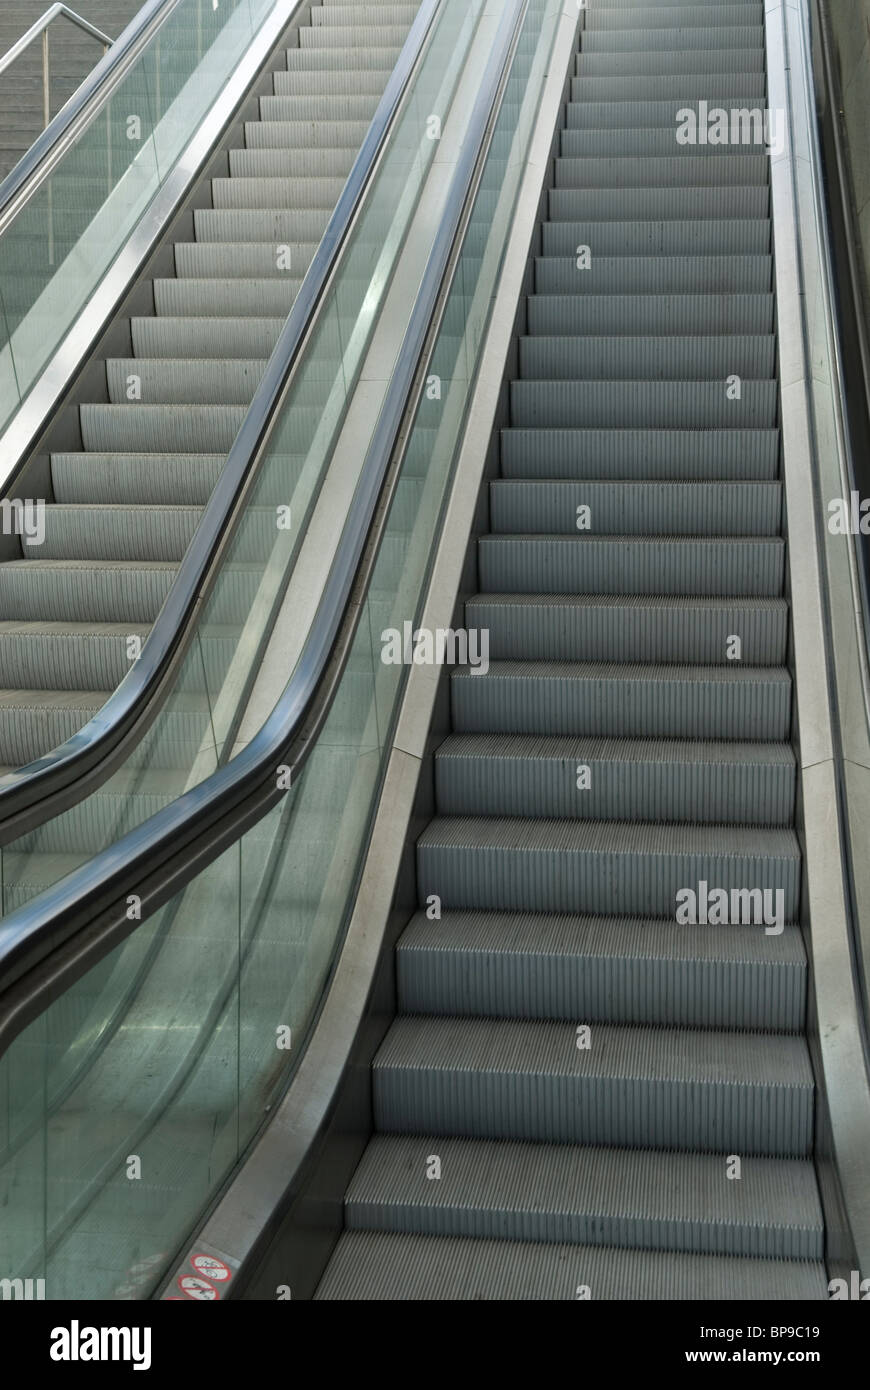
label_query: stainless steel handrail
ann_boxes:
[0,5,112,134]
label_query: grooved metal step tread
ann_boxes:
[450,660,792,740]
[560,129,769,158]
[534,255,772,293]
[489,481,781,534]
[344,1134,822,1259]
[397,909,806,1031]
[517,335,776,380]
[478,535,784,598]
[574,50,765,76]
[417,813,800,919]
[549,187,770,222]
[50,454,226,506]
[316,1231,827,1300]
[554,155,769,189]
[435,734,794,765]
[372,1016,813,1154]
[465,593,788,663]
[510,380,777,430]
[526,294,775,336]
[499,428,779,480]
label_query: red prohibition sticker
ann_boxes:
[191,1254,231,1283]
[178,1275,219,1301]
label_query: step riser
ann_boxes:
[153,278,302,317]
[489,482,781,535]
[478,537,784,597]
[131,318,284,359]
[535,254,772,293]
[397,922,806,1032]
[175,242,316,278]
[417,833,800,921]
[373,1060,811,1156]
[575,52,765,77]
[554,157,769,189]
[518,336,775,380]
[451,667,791,741]
[569,76,766,103]
[500,429,780,480]
[549,188,770,220]
[510,381,777,429]
[105,359,266,407]
[465,599,787,663]
[434,750,794,824]
[526,295,774,336]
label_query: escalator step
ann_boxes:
[534,254,771,293]
[583,27,765,54]
[526,294,774,335]
[466,592,787,663]
[450,661,792,740]
[50,454,225,506]
[488,479,781,534]
[499,427,779,479]
[105,358,267,406]
[568,75,766,102]
[478,535,785,596]
[565,99,769,131]
[554,156,769,187]
[541,217,770,254]
[432,733,795,823]
[80,403,247,453]
[517,335,775,379]
[549,186,770,221]
[316,1231,827,1300]
[344,1134,821,1259]
[174,241,317,278]
[574,49,765,76]
[372,1015,812,1153]
[510,379,777,428]
[131,317,285,359]
[416,816,800,918]
[396,909,806,1031]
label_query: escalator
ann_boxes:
[0,0,868,1306]
[0,0,458,917]
[0,0,419,771]
[316,0,827,1300]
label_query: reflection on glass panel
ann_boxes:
[0,844,240,1301]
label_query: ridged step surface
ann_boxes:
[433,734,795,823]
[317,1232,828,1300]
[343,1134,822,1259]
[396,910,806,1031]
[372,1016,813,1154]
